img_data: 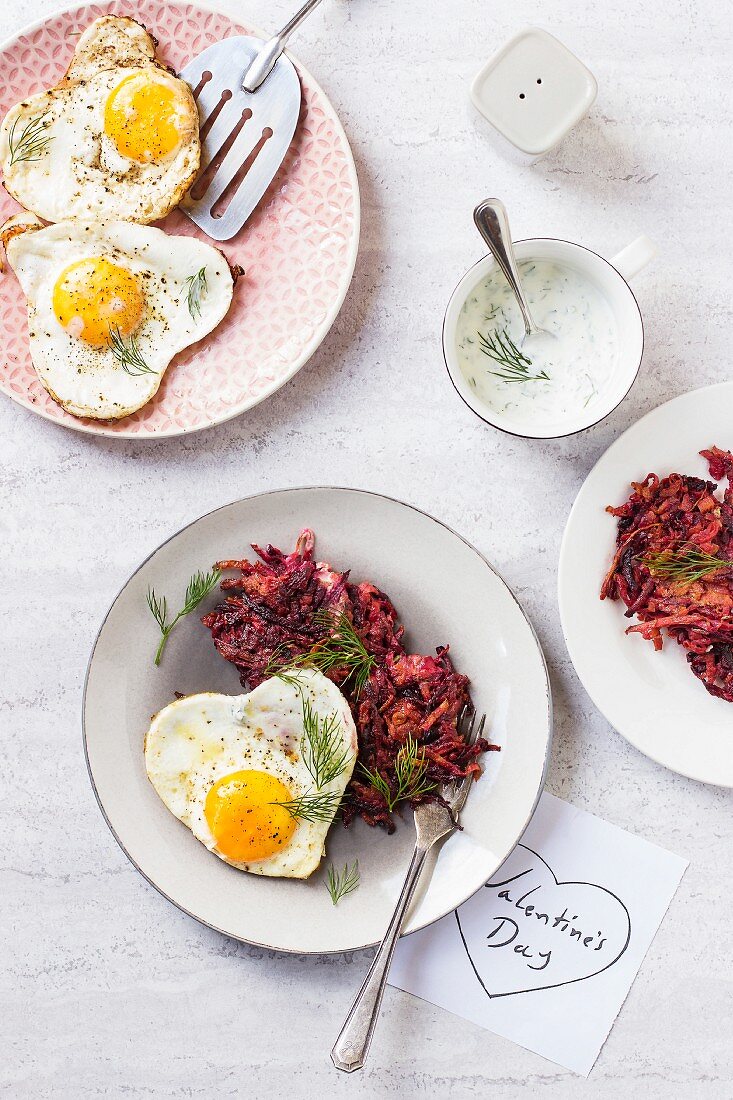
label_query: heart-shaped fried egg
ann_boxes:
[2,216,235,420]
[0,16,200,224]
[144,671,358,879]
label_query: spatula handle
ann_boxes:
[242,0,325,92]
[279,0,326,40]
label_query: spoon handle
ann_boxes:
[473,198,538,338]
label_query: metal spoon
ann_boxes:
[473,198,556,358]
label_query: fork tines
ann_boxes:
[458,703,486,748]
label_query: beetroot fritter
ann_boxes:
[202,530,350,683]
[601,446,733,702]
[202,530,494,830]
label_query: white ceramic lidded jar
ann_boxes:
[471,27,598,163]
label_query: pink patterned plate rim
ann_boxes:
[0,0,360,438]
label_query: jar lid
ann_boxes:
[471,28,598,157]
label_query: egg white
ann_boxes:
[144,671,358,879]
[0,16,200,224]
[4,218,234,420]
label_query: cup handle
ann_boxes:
[610,235,657,282]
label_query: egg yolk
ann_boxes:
[204,770,297,863]
[52,258,144,347]
[104,71,189,164]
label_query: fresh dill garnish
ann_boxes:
[265,662,306,690]
[477,328,550,383]
[301,698,349,789]
[272,790,343,823]
[184,267,208,320]
[326,860,360,906]
[8,112,53,166]
[254,688,348,822]
[643,548,733,585]
[264,646,297,681]
[108,326,157,376]
[265,610,376,697]
[259,669,349,787]
[147,569,221,665]
[583,373,598,409]
[360,735,436,812]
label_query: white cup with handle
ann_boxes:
[443,234,656,439]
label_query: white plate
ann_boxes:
[84,488,552,953]
[559,383,733,786]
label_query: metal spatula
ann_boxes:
[180,0,326,241]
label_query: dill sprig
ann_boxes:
[272,790,343,823]
[643,548,733,585]
[267,665,306,691]
[184,267,208,320]
[301,698,349,789]
[147,569,221,665]
[326,860,360,906]
[478,328,550,383]
[108,325,157,377]
[360,735,436,813]
[265,609,376,697]
[8,112,53,166]
[263,691,348,823]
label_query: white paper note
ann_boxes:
[389,792,688,1076]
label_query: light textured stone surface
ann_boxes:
[1,0,732,1096]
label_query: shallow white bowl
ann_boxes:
[84,488,552,953]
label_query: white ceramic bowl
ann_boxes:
[83,488,553,953]
[443,236,655,439]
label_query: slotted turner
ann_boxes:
[180,0,326,241]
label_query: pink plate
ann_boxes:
[0,1,360,437]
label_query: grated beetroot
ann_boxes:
[202,529,495,831]
[600,445,733,702]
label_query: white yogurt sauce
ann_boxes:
[455,260,619,429]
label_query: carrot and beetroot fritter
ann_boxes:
[601,446,733,702]
[202,529,495,831]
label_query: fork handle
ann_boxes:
[331,843,429,1073]
[242,0,325,92]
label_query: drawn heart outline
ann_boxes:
[455,844,632,997]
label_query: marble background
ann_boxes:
[1,0,731,1095]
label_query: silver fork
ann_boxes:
[331,706,486,1073]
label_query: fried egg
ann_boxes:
[0,16,200,224]
[144,671,358,879]
[2,215,235,420]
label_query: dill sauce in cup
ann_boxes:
[443,235,655,439]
